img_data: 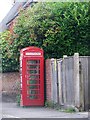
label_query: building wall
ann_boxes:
[8,13,19,34]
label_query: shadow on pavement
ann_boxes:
[2,93,17,103]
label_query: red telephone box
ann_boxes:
[20,46,44,106]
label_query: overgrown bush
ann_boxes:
[1,2,90,72]
[0,31,19,72]
[13,2,90,58]
[45,101,61,110]
[16,94,21,105]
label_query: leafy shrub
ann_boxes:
[16,94,21,105]
[45,101,61,110]
[64,108,76,113]
[13,2,90,58]
[0,31,19,72]
[45,101,54,108]
[1,2,90,72]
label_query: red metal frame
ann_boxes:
[20,47,44,106]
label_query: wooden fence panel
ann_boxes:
[79,57,84,110]
[65,57,74,105]
[80,57,88,110]
[57,57,75,106]
[88,57,90,110]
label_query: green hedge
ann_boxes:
[1,2,90,72]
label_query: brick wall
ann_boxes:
[2,72,20,94]
[8,18,17,34]
[45,59,52,102]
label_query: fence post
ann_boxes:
[51,59,58,103]
[74,53,80,108]
[57,59,63,105]
[62,55,67,104]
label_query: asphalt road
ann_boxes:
[1,102,88,119]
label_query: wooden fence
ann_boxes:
[46,53,90,111]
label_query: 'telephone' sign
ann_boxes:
[26,52,41,56]
[14,0,37,2]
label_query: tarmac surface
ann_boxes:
[1,102,88,118]
[0,94,89,119]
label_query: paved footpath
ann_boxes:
[1,102,88,119]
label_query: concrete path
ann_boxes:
[1,102,88,119]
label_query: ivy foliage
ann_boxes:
[1,2,90,72]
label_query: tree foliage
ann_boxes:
[1,2,90,72]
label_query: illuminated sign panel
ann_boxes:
[25,52,41,56]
